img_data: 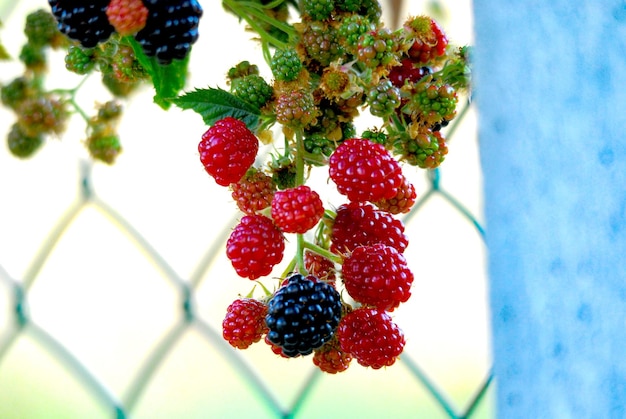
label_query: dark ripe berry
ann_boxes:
[198,117,259,187]
[226,215,285,280]
[329,138,403,203]
[49,0,115,48]
[222,298,269,349]
[265,273,343,357]
[134,0,203,65]
[330,202,408,255]
[231,169,276,215]
[7,123,44,159]
[337,307,405,369]
[342,243,414,311]
[271,185,325,234]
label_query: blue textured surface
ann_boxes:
[473,1,626,417]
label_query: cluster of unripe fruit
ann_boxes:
[199,0,469,374]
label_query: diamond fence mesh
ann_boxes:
[0,1,493,418]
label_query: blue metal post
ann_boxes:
[472,1,626,417]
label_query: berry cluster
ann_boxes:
[0,8,153,163]
[202,1,470,372]
[48,0,202,64]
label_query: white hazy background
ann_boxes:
[0,1,491,418]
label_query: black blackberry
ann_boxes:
[134,0,203,65]
[48,1,114,48]
[265,274,343,357]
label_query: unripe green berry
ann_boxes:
[302,0,335,21]
[65,45,95,75]
[367,79,401,117]
[24,9,61,47]
[231,74,274,109]
[7,123,44,158]
[271,49,303,82]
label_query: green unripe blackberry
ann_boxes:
[336,0,362,12]
[362,129,388,145]
[65,45,95,75]
[17,97,68,137]
[300,21,344,67]
[356,28,398,69]
[275,89,318,129]
[227,61,259,83]
[360,0,382,23]
[19,43,46,72]
[408,80,458,125]
[269,156,297,190]
[96,100,123,121]
[304,132,336,159]
[7,123,44,158]
[396,128,448,169]
[101,73,140,98]
[265,273,343,357]
[302,0,335,21]
[231,74,273,109]
[24,9,61,47]
[1,77,34,110]
[337,14,373,55]
[86,132,122,164]
[110,43,149,83]
[271,48,303,82]
[367,79,401,117]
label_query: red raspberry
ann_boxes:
[337,307,405,369]
[271,185,324,233]
[388,58,431,88]
[304,249,336,286]
[312,336,352,374]
[106,0,148,36]
[329,138,403,202]
[405,16,448,64]
[226,215,285,280]
[199,117,259,187]
[231,169,276,214]
[330,202,408,255]
[222,298,269,349]
[372,175,416,215]
[342,244,414,311]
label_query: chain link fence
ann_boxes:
[0,1,492,417]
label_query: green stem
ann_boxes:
[222,0,291,50]
[294,128,307,272]
[302,241,343,265]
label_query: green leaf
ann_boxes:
[172,87,261,130]
[124,36,188,110]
